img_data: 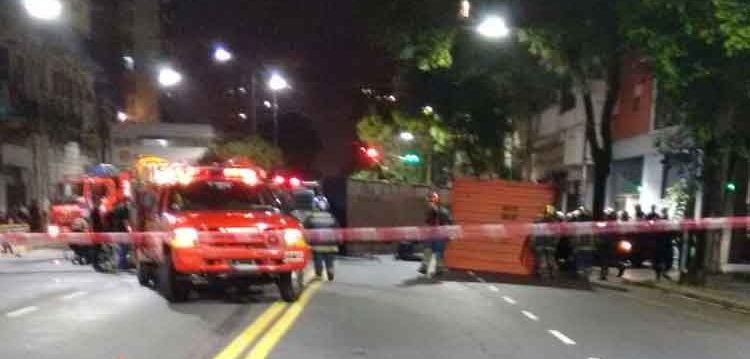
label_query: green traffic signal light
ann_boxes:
[725,182,737,192]
[400,154,421,165]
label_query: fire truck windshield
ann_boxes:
[168,181,278,212]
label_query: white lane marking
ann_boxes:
[61,291,87,301]
[548,330,576,345]
[521,310,539,321]
[488,285,500,292]
[502,295,517,304]
[476,276,487,283]
[6,306,39,318]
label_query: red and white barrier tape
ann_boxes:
[1,216,749,246]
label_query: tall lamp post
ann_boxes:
[267,73,289,146]
[23,0,63,208]
[23,0,63,21]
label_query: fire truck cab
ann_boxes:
[134,163,311,303]
[50,165,126,233]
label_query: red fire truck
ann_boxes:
[132,161,311,302]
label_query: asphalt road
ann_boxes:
[1,250,748,359]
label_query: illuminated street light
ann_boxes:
[213,46,233,63]
[238,112,247,120]
[24,0,63,21]
[268,73,290,146]
[116,111,129,122]
[268,73,289,91]
[477,15,510,39]
[158,66,182,87]
[263,100,272,109]
[422,105,434,116]
[459,0,471,19]
[399,132,415,142]
[122,56,135,70]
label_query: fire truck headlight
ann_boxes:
[172,227,198,248]
[47,225,61,238]
[283,229,305,247]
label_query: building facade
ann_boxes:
[0,0,98,214]
[531,54,750,271]
[110,122,215,170]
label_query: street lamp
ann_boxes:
[213,46,233,63]
[24,0,62,21]
[399,131,415,142]
[116,111,129,122]
[477,15,510,39]
[158,66,182,88]
[268,73,290,146]
[268,73,289,92]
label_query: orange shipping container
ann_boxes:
[445,178,555,275]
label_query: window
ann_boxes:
[654,84,685,129]
[168,182,275,212]
[0,47,9,81]
[632,83,643,111]
[559,89,576,114]
[11,55,25,93]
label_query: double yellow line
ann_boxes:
[213,281,322,359]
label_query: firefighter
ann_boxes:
[598,208,618,280]
[305,191,339,281]
[572,207,596,278]
[418,191,453,277]
[110,197,132,271]
[533,205,560,279]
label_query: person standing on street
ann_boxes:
[110,197,132,271]
[534,205,560,279]
[28,201,44,233]
[418,191,453,277]
[653,208,674,281]
[305,191,339,281]
[598,208,618,280]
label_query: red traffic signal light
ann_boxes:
[365,148,379,159]
[359,146,380,160]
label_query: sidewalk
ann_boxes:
[0,248,68,263]
[590,268,750,313]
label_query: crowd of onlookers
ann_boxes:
[1,201,46,256]
[534,203,678,281]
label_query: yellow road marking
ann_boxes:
[213,302,288,359]
[245,282,322,359]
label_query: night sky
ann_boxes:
[161,0,394,175]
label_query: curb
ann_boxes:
[590,280,630,292]
[624,279,750,313]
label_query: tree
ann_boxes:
[518,1,629,219]
[622,0,750,282]
[361,1,560,180]
[200,135,283,169]
[269,112,323,177]
[354,109,451,184]
[404,36,560,179]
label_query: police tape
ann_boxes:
[1,216,749,246]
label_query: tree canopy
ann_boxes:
[199,135,283,169]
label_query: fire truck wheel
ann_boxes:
[157,250,189,302]
[277,270,304,302]
[136,261,153,286]
[92,245,116,273]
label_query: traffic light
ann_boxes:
[399,153,421,165]
[365,147,380,159]
[725,181,737,192]
[358,145,381,164]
